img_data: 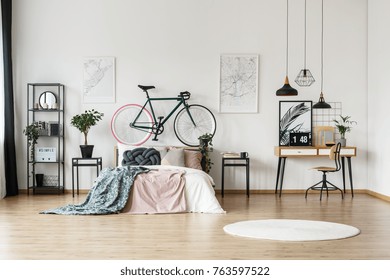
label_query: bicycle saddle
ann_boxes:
[138,85,155,91]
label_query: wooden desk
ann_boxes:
[274,146,357,197]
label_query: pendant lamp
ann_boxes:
[295,0,315,87]
[313,0,331,109]
[276,0,298,96]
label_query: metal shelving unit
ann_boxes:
[26,83,65,194]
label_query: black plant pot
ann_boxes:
[80,145,94,158]
[35,174,44,187]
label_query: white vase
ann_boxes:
[336,138,346,147]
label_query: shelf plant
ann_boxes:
[198,133,214,173]
[23,122,40,161]
[71,109,104,158]
[333,115,357,146]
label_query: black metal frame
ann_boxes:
[26,83,65,195]
[72,157,102,197]
[221,157,250,198]
[279,100,313,146]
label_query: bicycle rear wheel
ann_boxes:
[174,104,216,146]
[111,104,153,146]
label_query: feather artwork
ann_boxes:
[280,102,310,145]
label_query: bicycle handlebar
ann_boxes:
[179,91,191,100]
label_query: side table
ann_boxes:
[221,156,250,198]
[72,157,102,197]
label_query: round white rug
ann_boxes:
[223,219,360,241]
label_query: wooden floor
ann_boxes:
[1,192,390,260]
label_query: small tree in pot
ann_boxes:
[71,109,104,158]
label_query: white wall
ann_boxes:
[368,0,390,196]
[13,0,369,193]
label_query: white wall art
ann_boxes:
[219,54,259,113]
[83,57,115,103]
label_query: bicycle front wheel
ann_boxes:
[174,104,216,146]
[111,104,153,146]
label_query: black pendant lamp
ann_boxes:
[295,0,315,87]
[276,0,298,96]
[313,0,331,109]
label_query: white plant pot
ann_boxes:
[336,138,346,147]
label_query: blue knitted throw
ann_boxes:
[40,166,149,215]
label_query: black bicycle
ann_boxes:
[111,85,216,146]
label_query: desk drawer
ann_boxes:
[280,149,317,156]
[318,148,356,156]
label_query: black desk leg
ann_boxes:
[246,159,250,198]
[221,159,225,198]
[279,157,286,197]
[341,157,346,193]
[275,157,282,194]
[72,165,74,197]
[76,165,79,196]
[347,157,354,197]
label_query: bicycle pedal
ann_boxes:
[158,116,164,121]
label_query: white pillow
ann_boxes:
[161,148,185,167]
[152,146,168,159]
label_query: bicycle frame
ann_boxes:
[131,95,195,130]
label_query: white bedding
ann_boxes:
[130,165,225,214]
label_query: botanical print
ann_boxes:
[279,101,312,146]
[219,54,258,113]
[83,57,115,103]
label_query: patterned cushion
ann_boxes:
[122,148,161,166]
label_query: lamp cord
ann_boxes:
[286,0,289,77]
[321,0,324,92]
[304,0,307,69]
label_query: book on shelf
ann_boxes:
[221,152,240,158]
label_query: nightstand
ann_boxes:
[221,155,250,198]
[71,157,102,197]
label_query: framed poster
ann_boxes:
[279,101,312,146]
[219,54,259,113]
[83,56,115,103]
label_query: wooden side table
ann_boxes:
[221,156,250,198]
[71,157,102,197]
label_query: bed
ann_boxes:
[115,143,225,214]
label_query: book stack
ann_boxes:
[221,152,240,158]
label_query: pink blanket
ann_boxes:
[122,169,186,214]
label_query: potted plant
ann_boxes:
[333,115,357,147]
[23,122,40,161]
[71,109,104,158]
[198,133,214,173]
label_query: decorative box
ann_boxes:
[36,147,57,162]
[43,175,59,187]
